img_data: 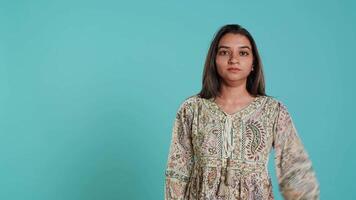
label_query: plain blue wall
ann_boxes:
[1,0,355,199]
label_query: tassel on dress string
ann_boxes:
[218,115,235,197]
[217,165,228,196]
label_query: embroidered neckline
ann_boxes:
[202,95,267,119]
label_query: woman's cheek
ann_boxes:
[215,57,227,67]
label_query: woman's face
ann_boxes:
[215,33,254,84]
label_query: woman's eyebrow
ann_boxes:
[239,46,251,50]
[218,45,251,50]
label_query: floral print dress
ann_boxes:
[165,95,319,200]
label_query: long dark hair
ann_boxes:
[197,24,270,99]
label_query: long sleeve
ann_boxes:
[165,100,195,200]
[273,102,320,200]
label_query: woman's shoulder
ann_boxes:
[184,94,200,103]
[263,95,292,115]
[260,95,291,112]
[175,94,200,113]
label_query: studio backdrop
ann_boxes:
[0,0,355,199]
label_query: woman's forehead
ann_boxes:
[218,33,251,49]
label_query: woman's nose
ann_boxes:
[228,55,239,64]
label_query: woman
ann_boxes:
[165,24,320,199]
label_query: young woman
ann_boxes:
[165,24,320,200]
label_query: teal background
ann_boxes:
[1,0,355,199]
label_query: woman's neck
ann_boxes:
[217,82,252,103]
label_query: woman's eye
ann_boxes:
[218,50,229,55]
[240,51,249,56]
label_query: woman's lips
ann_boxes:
[227,67,241,72]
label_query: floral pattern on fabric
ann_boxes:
[165,95,320,200]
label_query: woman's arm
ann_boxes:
[165,100,195,200]
[273,101,320,200]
